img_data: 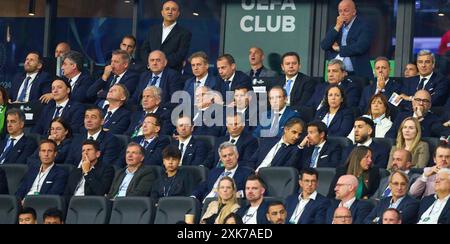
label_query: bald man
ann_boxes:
[332,207,352,224]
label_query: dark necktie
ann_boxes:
[230,138,236,144]
[0,138,16,164]
[224,80,231,91]
[109,75,118,87]
[17,76,32,102]
[310,146,320,168]
[180,143,185,155]
[88,136,94,141]
[104,111,113,125]
[417,77,427,90]
[148,76,159,87]
[53,106,63,119]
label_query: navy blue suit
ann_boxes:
[132,136,171,166]
[253,107,300,138]
[417,195,450,224]
[192,105,225,137]
[131,68,182,106]
[364,195,419,224]
[171,137,208,167]
[359,78,402,113]
[0,135,38,165]
[326,199,374,224]
[300,140,342,169]
[386,111,442,138]
[400,73,449,106]
[328,165,381,199]
[8,71,52,102]
[102,106,131,135]
[65,72,94,104]
[342,140,391,169]
[183,73,219,99]
[192,165,253,202]
[0,167,8,194]
[307,79,362,109]
[126,107,174,137]
[27,138,73,166]
[15,164,68,200]
[32,100,85,135]
[236,199,270,224]
[285,192,330,224]
[87,70,139,104]
[314,106,354,137]
[64,130,121,167]
[249,137,302,170]
[277,73,317,110]
[216,71,252,101]
[321,16,373,80]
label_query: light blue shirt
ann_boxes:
[339,16,356,72]
[388,196,405,209]
[117,168,135,197]
[152,71,163,88]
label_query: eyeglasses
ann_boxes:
[335,183,351,187]
[413,98,430,104]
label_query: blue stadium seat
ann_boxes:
[315,167,336,196]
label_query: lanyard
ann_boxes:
[163,175,177,197]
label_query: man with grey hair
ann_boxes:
[100,84,131,135]
[192,141,253,202]
[191,86,225,137]
[326,175,373,224]
[417,168,450,224]
[87,49,139,105]
[399,50,448,107]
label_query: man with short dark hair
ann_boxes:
[237,175,270,224]
[119,35,146,73]
[18,207,37,224]
[266,201,287,224]
[381,208,402,224]
[61,50,94,103]
[43,208,64,224]
[216,54,252,101]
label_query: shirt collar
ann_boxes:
[153,70,164,79]
[10,133,25,142]
[227,72,236,82]
[69,72,82,84]
[317,140,326,149]
[40,163,55,174]
[197,73,208,84]
[420,72,433,81]
[56,98,69,108]
[299,191,318,201]
[107,106,120,114]
[87,130,102,141]
[285,73,298,82]
[274,106,287,115]
[341,197,356,209]
[26,72,39,80]
[179,135,192,145]
[358,138,373,147]
[345,16,357,29]
[163,21,177,29]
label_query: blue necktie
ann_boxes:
[104,111,113,125]
[0,138,15,164]
[269,112,281,136]
[148,75,159,87]
[382,187,392,198]
[224,80,231,91]
[109,75,118,88]
[17,76,32,102]
[284,79,293,96]
[310,146,320,168]
[142,140,149,149]
[53,106,63,119]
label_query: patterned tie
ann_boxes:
[0,138,15,164]
[53,106,63,119]
[180,143,185,155]
[17,76,32,102]
[310,146,320,168]
[142,140,149,149]
[417,77,427,90]
[148,75,159,87]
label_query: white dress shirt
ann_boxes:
[162,22,177,44]
[17,72,38,102]
[289,191,318,224]
[27,164,55,196]
[418,194,450,224]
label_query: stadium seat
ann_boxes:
[258,167,299,198]
[194,135,215,155]
[178,165,209,194]
[59,164,75,175]
[66,196,111,224]
[328,136,353,150]
[109,197,154,224]
[25,133,41,146]
[373,137,395,149]
[422,137,440,166]
[0,164,28,195]
[154,197,200,224]
[315,167,336,196]
[0,195,19,224]
[23,195,65,224]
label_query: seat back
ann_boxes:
[109,197,154,224]
[59,164,75,175]
[315,168,336,196]
[154,197,200,224]
[421,137,440,166]
[0,164,28,194]
[178,165,209,194]
[258,167,299,198]
[66,196,111,224]
[373,138,394,149]
[23,195,65,224]
[194,135,215,155]
[0,195,19,224]
[328,136,353,150]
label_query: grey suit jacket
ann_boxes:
[246,67,278,78]
[372,172,420,200]
[107,165,157,199]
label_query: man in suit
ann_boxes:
[410,144,450,199]
[285,168,330,224]
[417,168,450,224]
[277,52,316,110]
[64,140,114,199]
[359,56,402,113]
[61,51,94,103]
[191,142,253,202]
[237,174,270,224]
[207,113,258,169]
[140,0,192,71]
[132,113,170,166]
[32,79,85,135]
[171,116,207,167]
[251,118,303,171]
[15,140,68,201]
[119,35,146,74]
[9,52,51,103]
[107,142,158,199]
[266,201,287,224]
[404,62,418,78]
[64,107,121,167]
[127,86,173,137]
[343,117,391,168]
[99,84,131,135]
[0,109,38,165]
[247,47,278,82]
[183,51,219,99]
[192,86,225,137]
[87,49,139,104]
[365,170,419,224]
[253,86,301,138]
[232,85,258,133]
[47,42,71,77]
[216,54,252,103]
[320,0,373,80]
[373,149,420,200]
[299,121,342,169]
[326,175,373,224]
[399,50,449,107]
[0,167,8,194]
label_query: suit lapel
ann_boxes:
[162,24,177,45]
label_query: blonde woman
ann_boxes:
[387,117,429,169]
[200,176,240,224]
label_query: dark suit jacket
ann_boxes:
[102,106,131,135]
[64,72,94,104]
[170,137,208,167]
[277,73,316,110]
[300,140,342,169]
[216,71,252,101]
[372,172,420,200]
[15,164,68,200]
[192,105,225,137]
[150,170,194,200]
[236,199,270,224]
[64,130,121,167]
[358,79,401,113]
[0,167,8,194]
[253,107,301,138]
[250,137,302,170]
[63,162,114,199]
[183,73,219,99]
[328,165,381,199]
[32,100,85,135]
[87,70,139,103]
[126,107,174,137]
[386,111,442,138]
[320,16,373,80]
[140,23,192,71]
[307,78,362,109]
[342,140,391,169]
[9,71,52,102]
[401,73,449,106]
[0,135,38,165]
[192,165,254,202]
[27,138,73,166]
[364,195,419,224]
[417,194,450,224]
[131,68,182,106]
[314,106,354,137]
[285,192,330,224]
[132,136,171,166]
[326,199,374,224]
[107,164,158,199]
